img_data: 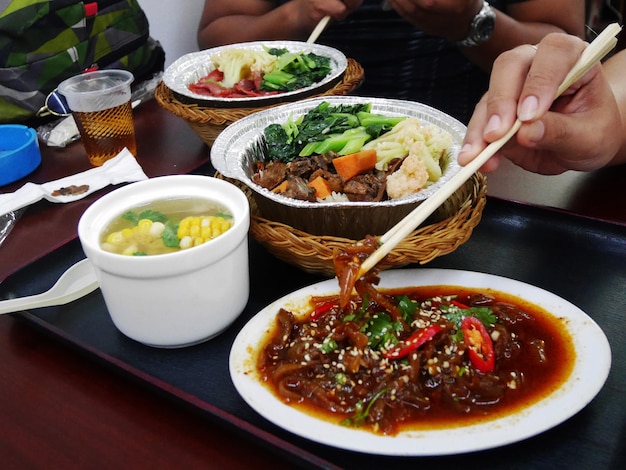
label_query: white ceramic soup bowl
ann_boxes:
[78,175,250,348]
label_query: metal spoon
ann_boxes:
[0,258,98,315]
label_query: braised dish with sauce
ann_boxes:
[256,238,576,436]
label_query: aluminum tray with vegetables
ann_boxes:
[163,41,347,107]
[210,96,466,238]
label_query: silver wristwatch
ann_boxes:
[457,1,496,47]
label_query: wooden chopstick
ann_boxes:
[356,23,622,278]
[307,16,331,44]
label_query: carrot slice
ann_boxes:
[307,175,332,199]
[332,149,377,181]
[272,180,289,193]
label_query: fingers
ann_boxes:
[479,43,538,142]
[515,34,587,121]
[482,34,587,140]
[515,65,621,171]
[460,34,589,171]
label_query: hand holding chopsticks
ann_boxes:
[356,23,623,279]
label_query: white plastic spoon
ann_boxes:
[0,258,98,315]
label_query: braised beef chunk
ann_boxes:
[310,169,344,194]
[254,161,287,190]
[282,176,316,202]
[343,174,385,202]
[258,152,392,201]
[287,157,317,178]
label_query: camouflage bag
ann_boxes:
[0,0,165,124]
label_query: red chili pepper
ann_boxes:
[383,325,443,360]
[450,299,470,309]
[310,299,337,320]
[461,316,495,373]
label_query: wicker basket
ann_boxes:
[217,172,487,276]
[154,58,365,147]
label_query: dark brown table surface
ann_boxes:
[1,98,624,469]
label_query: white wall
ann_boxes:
[138,0,205,68]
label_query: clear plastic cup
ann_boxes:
[58,70,136,166]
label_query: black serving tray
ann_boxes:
[2,198,626,469]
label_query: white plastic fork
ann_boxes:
[0,258,98,315]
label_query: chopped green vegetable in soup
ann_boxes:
[100,198,233,256]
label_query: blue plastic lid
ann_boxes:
[0,124,42,186]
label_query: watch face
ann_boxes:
[477,17,495,41]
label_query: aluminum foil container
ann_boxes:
[163,41,347,108]
[211,96,467,239]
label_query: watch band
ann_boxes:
[456,1,496,48]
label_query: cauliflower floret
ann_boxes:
[364,118,453,182]
[211,48,278,88]
[386,151,429,199]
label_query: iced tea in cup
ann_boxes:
[58,70,136,166]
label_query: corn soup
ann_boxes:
[100,197,233,256]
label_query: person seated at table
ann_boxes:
[458,32,626,174]
[196,0,585,124]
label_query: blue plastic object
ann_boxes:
[0,125,41,186]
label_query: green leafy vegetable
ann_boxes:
[443,305,497,328]
[263,101,402,162]
[161,222,180,248]
[441,303,497,342]
[321,335,339,353]
[122,209,168,225]
[340,388,388,428]
[396,295,418,324]
[361,312,402,349]
[259,49,331,92]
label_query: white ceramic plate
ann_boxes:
[229,268,611,456]
[162,41,347,107]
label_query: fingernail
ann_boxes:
[519,95,539,121]
[460,142,472,151]
[526,120,545,142]
[459,143,473,162]
[484,114,501,135]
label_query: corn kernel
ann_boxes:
[178,217,191,237]
[121,228,134,239]
[200,226,212,239]
[106,231,123,244]
[137,219,153,232]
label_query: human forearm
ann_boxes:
[461,1,586,71]
[197,0,360,49]
[462,10,583,71]
[198,3,313,48]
